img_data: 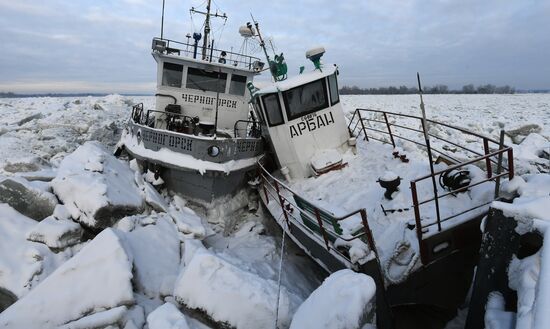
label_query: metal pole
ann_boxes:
[201,0,212,60]
[494,130,505,199]
[214,68,220,137]
[160,0,165,39]
[483,138,493,178]
[417,73,441,231]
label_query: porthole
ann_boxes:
[208,145,220,157]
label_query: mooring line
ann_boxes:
[274,218,287,329]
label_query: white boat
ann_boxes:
[116,1,266,203]
[253,47,515,327]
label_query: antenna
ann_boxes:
[160,0,166,39]
[417,72,442,229]
[190,0,227,60]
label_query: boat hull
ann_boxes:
[260,191,483,328]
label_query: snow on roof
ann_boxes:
[255,65,337,95]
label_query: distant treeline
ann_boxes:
[0,92,152,98]
[0,92,111,98]
[340,84,517,95]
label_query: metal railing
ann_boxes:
[258,157,382,266]
[233,120,261,138]
[153,37,262,71]
[348,108,515,264]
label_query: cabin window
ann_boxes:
[283,78,328,121]
[229,74,247,96]
[262,93,284,127]
[328,73,340,105]
[186,67,227,93]
[162,62,183,88]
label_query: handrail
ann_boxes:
[153,37,262,70]
[257,156,379,254]
[233,119,261,138]
[353,108,502,145]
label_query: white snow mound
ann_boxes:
[147,303,190,329]
[51,141,144,228]
[290,269,376,329]
[174,248,301,329]
[0,228,134,328]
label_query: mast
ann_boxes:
[190,1,227,61]
[202,0,212,60]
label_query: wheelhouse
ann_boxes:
[253,66,350,179]
[151,43,262,136]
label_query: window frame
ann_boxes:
[229,74,248,96]
[161,62,184,88]
[185,67,228,93]
[261,93,285,127]
[282,77,329,121]
[328,73,340,106]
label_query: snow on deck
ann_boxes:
[288,139,495,266]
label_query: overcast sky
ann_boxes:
[1,0,549,93]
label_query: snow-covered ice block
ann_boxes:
[147,303,190,329]
[58,305,128,329]
[116,213,181,298]
[170,208,207,239]
[51,141,144,229]
[0,176,57,221]
[0,228,134,328]
[484,292,516,329]
[290,269,376,329]
[174,248,301,329]
[26,216,83,250]
[0,204,61,300]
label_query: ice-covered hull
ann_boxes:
[117,117,263,202]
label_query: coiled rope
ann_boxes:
[384,240,420,285]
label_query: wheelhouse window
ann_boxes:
[262,93,284,127]
[283,78,328,121]
[162,62,183,88]
[186,67,227,93]
[229,74,247,96]
[328,73,340,105]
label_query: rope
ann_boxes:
[384,240,420,285]
[274,216,287,329]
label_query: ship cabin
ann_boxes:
[252,64,351,180]
[150,37,265,138]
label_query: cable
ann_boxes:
[274,223,286,329]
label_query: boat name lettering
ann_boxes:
[167,135,193,151]
[181,93,238,109]
[142,130,167,145]
[142,130,193,151]
[289,112,335,138]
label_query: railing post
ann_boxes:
[410,181,427,265]
[383,112,396,148]
[359,209,379,259]
[494,131,505,199]
[357,110,369,141]
[347,110,357,135]
[314,208,330,250]
[274,180,289,223]
[483,138,492,178]
[507,148,514,180]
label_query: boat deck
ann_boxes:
[259,108,515,279]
